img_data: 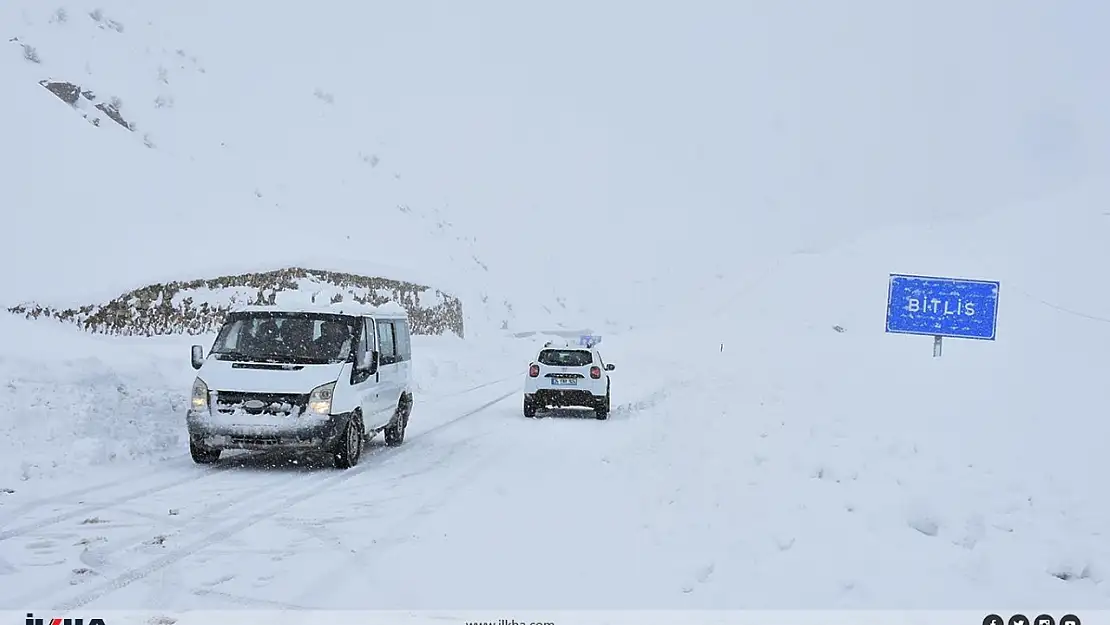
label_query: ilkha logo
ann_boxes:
[26,613,106,625]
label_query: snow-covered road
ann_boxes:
[7,340,1110,613]
[0,376,523,610]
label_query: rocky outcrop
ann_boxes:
[8,267,464,337]
[39,79,135,130]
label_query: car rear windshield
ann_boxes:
[537,349,593,367]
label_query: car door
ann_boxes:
[351,317,384,426]
[365,317,402,429]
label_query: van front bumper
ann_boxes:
[186,411,353,452]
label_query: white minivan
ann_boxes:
[186,301,414,468]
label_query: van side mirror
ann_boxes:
[355,346,379,375]
[605,364,615,371]
[191,345,204,370]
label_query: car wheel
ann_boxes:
[189,439,220,464]
[333,415,363,468]
[523,394,537,418]
[595,388,610,420]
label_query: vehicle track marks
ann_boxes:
[0,453,285,542]
[423,374,516,400]
[48,386,519,610]
[2,375,517,535]
[3,470,320,608]
[290,435,506,603]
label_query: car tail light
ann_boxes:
[529,364,540,377]
[590,366,601,379]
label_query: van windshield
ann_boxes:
[210,311,358,365]
[537,349,593,367]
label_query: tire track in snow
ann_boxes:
[1,473,163,521]
[0,451,286,541]
[3,469,322,608]
[422,374,516,400]
[0,374,517,538]
[289,434,508,605]
[47,385,520,611]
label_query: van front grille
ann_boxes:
[214,391,308,417]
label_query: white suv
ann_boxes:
[523,338,615,419]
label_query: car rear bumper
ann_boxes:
[525,379,605,394]
[527,389,603,407]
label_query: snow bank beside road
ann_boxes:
[0,316,519,484]
[0,316,192,483]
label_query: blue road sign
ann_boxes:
[886,274,1000,340]
[579,335,601,347]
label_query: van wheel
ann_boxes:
[523,394,537,418]
[594,388,610,420]
[384,394,411,447]
[190,439,220,464]
[333,415,363,469]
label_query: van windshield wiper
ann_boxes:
[212,350,283,363]
[213,350,338,365]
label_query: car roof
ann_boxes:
[536,340,596,355]
[539,337,602,348]
[230,300,408,319]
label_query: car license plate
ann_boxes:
[552,378,577,386]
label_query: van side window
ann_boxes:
[349,318,374,384]
[395,319,412,362]
[377,320,397,365]
[358,318,372,359]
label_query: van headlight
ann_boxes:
[191,377,209,411]
[308,382,335,416]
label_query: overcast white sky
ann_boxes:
[325,0,1110,273]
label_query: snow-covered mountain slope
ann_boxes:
[2,1,595,337]
[9,1,1110,329]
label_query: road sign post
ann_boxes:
[886,274,1000,356]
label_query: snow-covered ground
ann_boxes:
[4,191,1110,611]
[6,0,1110,616]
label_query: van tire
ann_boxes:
[190,439,220,464]
[333,415,363,469]
[384,393,411,447]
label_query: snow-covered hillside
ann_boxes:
[10,1,1109,326]
[2,1,594,336]
[5,0,1110,615]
